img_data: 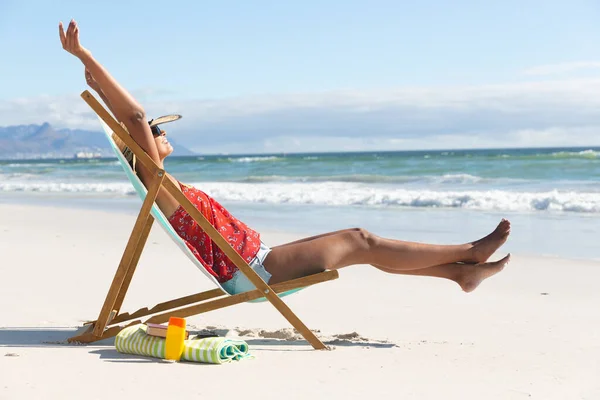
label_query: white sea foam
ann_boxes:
[550,149,599,158]
[0,182,136,195]
[5,163,58,168]
[240,173,489,185]
[1,181,599,214]
[194,182,600,214]
[229,156,282,163]
[577,149,600,157]
[431,174,483,184]
[3,173,39,180]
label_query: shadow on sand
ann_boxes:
[0,326,397,361]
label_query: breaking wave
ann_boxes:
[2,181,597,214]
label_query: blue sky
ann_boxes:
[1,0,600,153]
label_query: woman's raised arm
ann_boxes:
[59,19,161,165]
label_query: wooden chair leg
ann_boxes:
[69,321,141,344]
[112,215,155,315]
[92,171,165,337]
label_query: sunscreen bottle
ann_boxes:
[165,317,186,361]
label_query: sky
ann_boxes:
[1,0,600,154]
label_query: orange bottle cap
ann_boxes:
[168,317,186,328]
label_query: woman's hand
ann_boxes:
[85,69,101,92]
[59,19,91,60]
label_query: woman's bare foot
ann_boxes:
[458,254,511,293]
[466,219,511,263]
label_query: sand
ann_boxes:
[0,203,598,399]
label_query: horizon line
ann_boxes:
[1,144,599,162]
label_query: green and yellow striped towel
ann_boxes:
[115,324,252,364]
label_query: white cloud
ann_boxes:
[192,126,599,154]
[0,93,100,130]
[2,79,600,153]
[522,62,600,76]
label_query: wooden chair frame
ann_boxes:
[67,91,338,350]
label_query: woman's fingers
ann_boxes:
[66,20,75,50]
[74,26,79,48]
[65,22,71,50]
[58,22,66,48]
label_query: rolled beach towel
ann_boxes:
[115,324,252,364]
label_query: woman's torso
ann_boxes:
[166,181,261,282]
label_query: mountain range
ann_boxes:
[0,123,195,159]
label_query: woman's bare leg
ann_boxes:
[372,254,511,292]
[263,220,510,284]
[272,229,355,248]
[273,220,510,261]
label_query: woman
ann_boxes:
[59,20,511,295]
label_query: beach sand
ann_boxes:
[0,203,598,399]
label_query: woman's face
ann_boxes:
[154,129,174,160]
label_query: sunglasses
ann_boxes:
[150,125,163,137]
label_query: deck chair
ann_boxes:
[67,91,338,350]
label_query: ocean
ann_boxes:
[1,147,599,260]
